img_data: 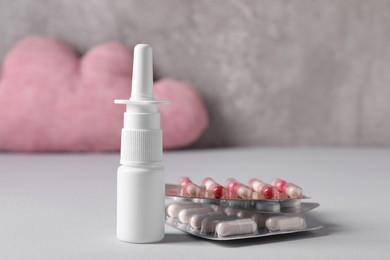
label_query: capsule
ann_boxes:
[179,177,201,197]
[216,219,257,237]
[271,178,287,193]
[285,183,303,199]
[200,215,236,234]
[236,210,255,219]
[167,203,203,218]
[271,178,303,199]
[178,207,214,224]
[237,211,269,228]
[248,178,278,199]
[266,215,306,232]
[203,177,225,199]
[190,211,226,229]
[210,204,225,212]
[224,207,241,216]
[225,178,252,199]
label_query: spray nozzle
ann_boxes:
[115,44,168,106]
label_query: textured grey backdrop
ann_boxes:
[1,0,390,147]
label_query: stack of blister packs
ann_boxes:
[164,177,322,240]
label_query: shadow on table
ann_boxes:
[160,233,204,244]
[208,211,344,248]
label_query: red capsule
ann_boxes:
[261,185,276,199]
[179,177,201,197]
[271,178,303,199]
[271,178,287,193]
[179,177,191,189]
[226,178,239,192]
[203,177,225,199]
[284,183,303,199]
[225,178,252,199]
[249,178,277,200]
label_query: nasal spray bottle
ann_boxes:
[115,44,168,243]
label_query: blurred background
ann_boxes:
[1,0,390,149]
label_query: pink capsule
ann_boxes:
[203,177,225,199]
[271,178,303,199]
[179,177,201,197]
[248,178,277,200]
[284,183,303,199]
[271,178,287,193]
[225,178,252,199]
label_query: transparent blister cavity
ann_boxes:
[200,215,237,234]
[166,202,209,218]
[203,177,225,199]
[271,178,303,199]
[179,207,215,224]
[216,218,258,237]
[190,211,226,229]
[266,215,307,232]
[179,177,201,197]
[249,178,278,200]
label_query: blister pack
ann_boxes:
[164,177,321,240]
[165,202,322,240]
[166,184,318,214]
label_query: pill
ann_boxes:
[271,178,303,199]
[200,215,236,234]
[225,178,252,199]
[285,183,303,199]
[190,211,226,229]
[251,192,260,199]
[236,210,255,219]
[179,177,201,197]
[166,216,178,225]
[178,207,214,224]
[216,219,257,237]
[266,215,307,232]
[224,207,240,216]
[167,203,203,218]
[271,178,287,193]
[249,178,278,199]
[210,204,225,212]
[203,177,225,199]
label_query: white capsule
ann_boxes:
[210,205,225,212]
[167,203,202,218]
[266,215,306,232]
[236,210,255,219]
[190,211,226,229]
[224,207,241,216]
[216,218,257,237]
[236,185,252,199]
[200,215,236,234]
[285,184,303,199]
[178,207,214,224]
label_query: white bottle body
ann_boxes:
[116,164,165,243]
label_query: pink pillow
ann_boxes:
[0,36,208,151]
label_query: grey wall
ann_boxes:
[1,0,390,147]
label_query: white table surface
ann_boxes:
[1,147,389,259]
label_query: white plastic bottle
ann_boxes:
[115,44,168,243]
